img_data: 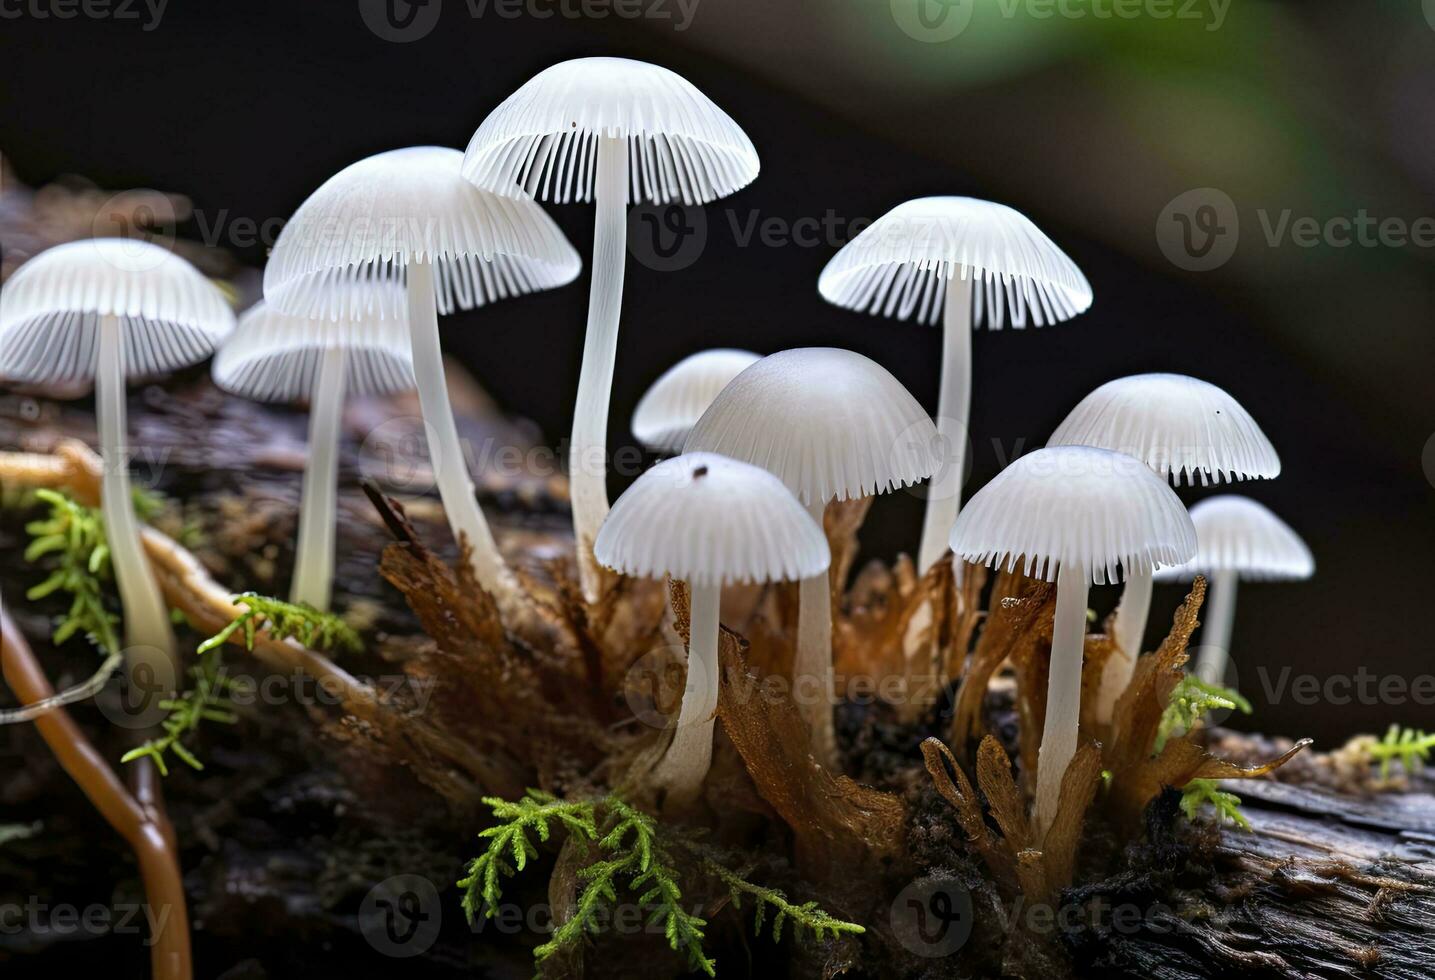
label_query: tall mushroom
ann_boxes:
[462,57,760,602]
[818,196,1092,572]
[950,446,1195,835]
[212,287,414,611]
[263,146,581,606]
[1154,495,1313,685]
[684,347,939,768]
[631,348,760,454]
[595,452,829,803]
[1047,373,1279,722]
[0,238,235,687]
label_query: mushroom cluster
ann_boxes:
[0,54,1315,845]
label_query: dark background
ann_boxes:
[2,0,1432,743]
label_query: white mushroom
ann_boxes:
[213,286,414,612]
[1048,373,1279,722]
[0,238,235,687]
[595,452,829,803]
[950,446,1195,836]
[683,347,939,768]
[264,146,581,606]
[819,197,1092,572]
[1154,495,1313,685]
[463,57,760,602]
[631,349,760,454]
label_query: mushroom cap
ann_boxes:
[0,238,235,383]
[462,57,759,206]
[213,290,415,403]
[263,146,581,321]
[1047,373,1280,486]
[682,347,939,505]
[818,196,1092,329]
[595,452,830,588]
[949,446,1197,585]
[631,348,761,453]
[1154,495,1313,583]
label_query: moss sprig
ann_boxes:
[1366,725,1435,780]
[24,488,121,654]
[197,591,362,656]
[1156,674,1252,751]
[1180,778,1250,829]
[120,646,243,775]
[458,791,861,976]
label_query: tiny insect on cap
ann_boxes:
[1048,373,1280,486]
[631,349,761,454]
[594,452,830,588]
[950,445,1197,586]
[682,347,940,506]
[263,146,581,322]
[212,288,416,404]
[0,238,235,383]
[818,196,1092,329]
[1154,495,1314,583]
[462,57,760,206]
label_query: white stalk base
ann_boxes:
[290,346,346,612]
[795,498,839,770]
[649,582,721,804]
[1035,566,1088,839]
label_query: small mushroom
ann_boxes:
[264,146,581,606]
[631,349,760,454]
[463,57,760,602]
[1048,372,1279,722]
[212,286,414,612]
[683,347,939,768]
[1154,495,1313,685]
[819,196,1092,572]
[950,446,1195,835]
[0,238,235,685]
[595,452,829,803]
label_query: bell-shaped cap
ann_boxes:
[0,238,235,382]
[264,146,581,321]
[595,452,830,588]
[1154,495,1313,583]
[462,57,759,206]
[818,196,1092,329]
[950,446,1196,585]
[631,348,761,454]
[213,288,415,403]
[682,347,939,505]
[1048,373,1279,486]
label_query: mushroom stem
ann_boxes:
[406,256,516,602]
[95,315,176,689]
[917,273,973,572]
[795,498,839,770]
[1194,569,1239,685]
[1097,565,1152,724]
[649,581,721,803]
[1036,565,1088,838]
[290,346,347,612]
[571,134,629,603]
